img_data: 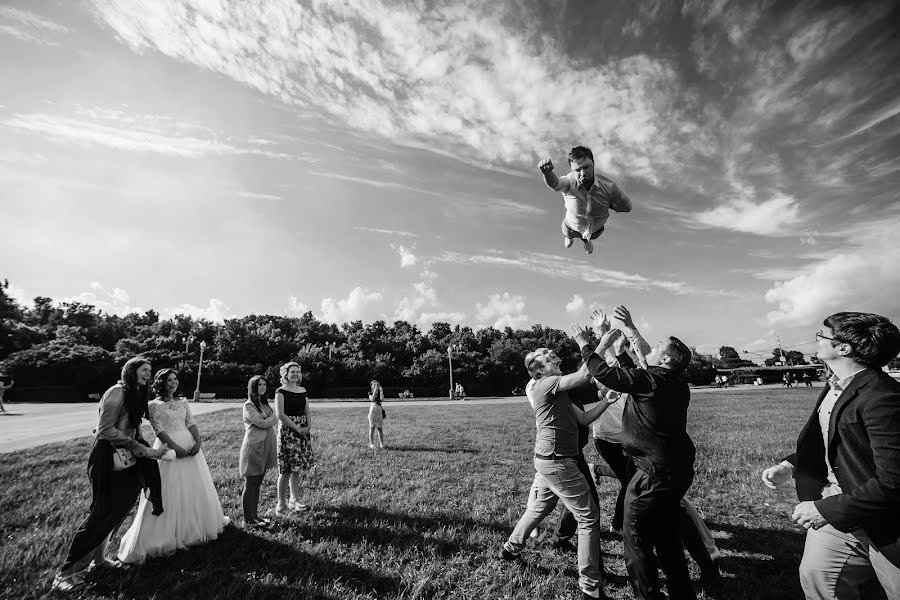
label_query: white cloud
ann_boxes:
[162,298,233,322]
[87,0,700,186]
[435,250,738,298]
[4,111,300,160]
[355,227,418,238]
[391,243,418,268]
[694,194,802,235]
[4,283,30,307]
[287,296,309,315]
[476,292,529,330]
[566,294,586,314]
[60,281,144,316]
[320,287,383,324]
[764,218,900,326]
[236,190,282,201]
[0,7,69,45]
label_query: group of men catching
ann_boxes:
[500,304,900,600]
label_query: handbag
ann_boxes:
[112,447,137,471]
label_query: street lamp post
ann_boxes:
[448,343,461,400]
[194,340,207,402]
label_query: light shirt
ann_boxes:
[552,171,632,238]
[527,375,580,458]
[818,369,865,491]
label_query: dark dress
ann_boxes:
[276,387,315,474]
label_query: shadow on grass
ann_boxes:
[87,526,400,600]
[706,520,805,600]
[306,504,509,556]
[387,445,479,454]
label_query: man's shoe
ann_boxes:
[583,239,594,254]
[550,538,575,553]
[581,591,609,600]
[499,545,522,562]
[564,237,574,248]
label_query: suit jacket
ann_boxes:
[786,368,900,561]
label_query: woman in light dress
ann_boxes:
[367,379,385,449]
[118,368,229,563]
[239,375,278,526]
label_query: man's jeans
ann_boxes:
[505,457,603,597]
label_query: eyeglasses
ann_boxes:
[815,331,840,343]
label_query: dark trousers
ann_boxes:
[552,452,601,543]
[624,467,697,600]
[242,474,265,522]
[595,438,630,531]
[62,458,142,571]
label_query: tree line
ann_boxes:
[4,279,891,401]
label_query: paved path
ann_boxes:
[0,384,821,454]
[0,397,528,454]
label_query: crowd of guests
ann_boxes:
[501,306,900,600]
[48,306,900,600]
[51,360,318,592]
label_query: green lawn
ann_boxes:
[0,388,819,599]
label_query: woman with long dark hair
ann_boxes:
[239,375,278,526]
[53,357,166,592]
[117,368,229,563]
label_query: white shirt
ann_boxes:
[552,172,632,238]
[818,369,865,491]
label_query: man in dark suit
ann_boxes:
[572,306,697,600]
[762,311,900,598]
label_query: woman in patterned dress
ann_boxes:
[274,362,315,515]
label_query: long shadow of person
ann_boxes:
[87,527,402,600]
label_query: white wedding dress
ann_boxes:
[118,399,229,563]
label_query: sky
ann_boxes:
[1,0,899,362]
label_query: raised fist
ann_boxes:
[538,158,554,173]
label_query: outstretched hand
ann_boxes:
[538,158,554,173]
[612,305,635,329]
[569,324,591,349]
[590,309,611,335]
[597,328,623,353]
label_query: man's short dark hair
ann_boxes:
[824,312,900,368]
[568,146,593,164]
[663,336,692,373]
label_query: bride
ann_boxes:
[118,368,229,563]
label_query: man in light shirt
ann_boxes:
[762,312,900,599]
[538,146,632,255]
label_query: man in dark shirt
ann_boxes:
[572,307,697,600]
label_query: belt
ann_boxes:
[534,453,576,461]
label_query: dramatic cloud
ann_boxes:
[694,195,802,236]
[320,286,383,324]
[476,292,529,329]
[764,218,900,326]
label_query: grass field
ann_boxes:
[0,388,820,599]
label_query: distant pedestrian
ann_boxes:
[239,375,278,526]
[274,362,315,516]
[802,372,813,387]
[0,376,12,413]
[783,373,792,388]
[368,379,386,449]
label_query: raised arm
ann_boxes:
[556,361,593,391]
[613,305,651,359]
[569,395,614,426]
